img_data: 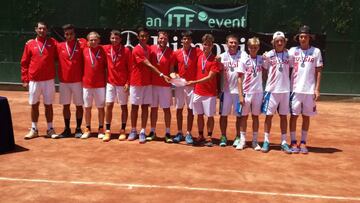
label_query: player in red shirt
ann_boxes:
[53,24,87,139]
[187,34,220,146]
[102,30,131,142]
[147,31,174,143]
[80,31,107,139]
[128,27,170,144]
[21,21,58,139]
[172,31,202,144]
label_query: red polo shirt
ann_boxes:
[103,44,131,86]
[194,53,220,96]
[149,45,174,87]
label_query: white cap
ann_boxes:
[273,31,285,40]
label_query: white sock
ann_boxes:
[31,122,38,130]
[166,128,170,134]
[253,132,258,142]
[47,122,53,130]
[186,131,191,135]
[140,128,145,134]
[290,131,296,143]
[240,131,246,141]
[150,127,155,132]
[301,130,308,143]
[264,133,270,142]
[281,134,287,145]
[131,128,136,132]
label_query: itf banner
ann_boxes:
[144,3,247,30]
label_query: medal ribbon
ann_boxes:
[88,48,100,67]
[36,38,47,56]
[111,45,121,63]
[182,47,192,68]
[201,53,212,72]
[157,46,167,64]
[65,39,77,60]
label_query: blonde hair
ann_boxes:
[87,31,100,40]
[247,37,260,46]
[202,34,214,43]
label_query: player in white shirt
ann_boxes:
[261,31,292,154]
[237,37,264,150]
[288,25,323,154]
[219,34,246,147]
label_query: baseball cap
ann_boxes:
[273,31,285,40]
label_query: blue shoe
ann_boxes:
[300,146,309,154]
[232,136,240,147]
[173,132,183,143]
[281,143,292,154]
[219,135,227,147]
[291,145,300,154]
[185,133,193,145]
[139,132,146,144]
[127,131,137,141]
[261,141,270,153]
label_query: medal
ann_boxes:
[227,51,240,73]
[278,65,283,72]
[230,67,234,72]
[88,48,100,68]
[275,51,284,72]
[300,48,308,68]
[157,46,167,65]
[36,38,47,56]
[253,72,257,77]
[182,47,192,69]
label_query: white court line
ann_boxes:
[0,177,359,201]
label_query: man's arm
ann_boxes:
[314,66,322,101]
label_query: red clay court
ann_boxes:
[0,90,359,202]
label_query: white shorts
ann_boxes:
[261,92,289,115]
[192,94,216,117]
[105,83,128,105]
[28,79,55,105]
[219,92,240,116]
[129,85,152,105]
[174,86,194,109]
[242,92,263,116]
[151,86,172,108]
[59,82,83,106]
[290,92,317,116]
[83,87,105,108]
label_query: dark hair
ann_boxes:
[226,34,239,43]
[137,26,149,35]
[62,24,75,30]
[181,30,193,38]
[36,21,48,28]
[110,29,121,37]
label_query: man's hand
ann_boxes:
[22,82,29,89]
[314,90,320,101]
[163,75,171,83]
[123,84,129,92]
